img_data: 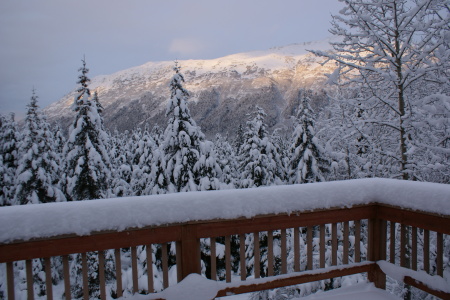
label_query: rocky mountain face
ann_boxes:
[44,39,336,138]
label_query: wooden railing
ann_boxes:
[1,203,449,299]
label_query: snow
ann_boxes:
[127,263,375,300]
[292,282,400,300]
[377,261,450,293]
[0,178,449,243]
[122,263,401,300]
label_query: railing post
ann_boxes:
[179,224,201,279]
[368,207,386,289]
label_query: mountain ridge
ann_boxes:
[44,38,337,137]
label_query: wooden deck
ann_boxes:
[1,193,449,299]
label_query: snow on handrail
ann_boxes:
[0,178,449,243]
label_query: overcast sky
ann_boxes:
[0,0,343,119]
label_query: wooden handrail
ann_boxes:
[1,203,449,299]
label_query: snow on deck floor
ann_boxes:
[217,283,401,300]
[294,283,401,300]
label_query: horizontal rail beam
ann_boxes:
[195,205,376,238]
[377,205,450,235]
[216,263,376,297]
[0,226,181,263]
[404,276,450,300]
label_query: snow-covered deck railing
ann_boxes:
[0,178,449,299]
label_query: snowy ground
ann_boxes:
[218,283,401,300]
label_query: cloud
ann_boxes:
[168,37,207,58]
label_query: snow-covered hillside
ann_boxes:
[44,38,337,136]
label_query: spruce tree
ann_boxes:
[63,58,111,201]
[15,90,66,204]
[110,130,133,197]
[162,62,205,192]
[215,133,238,188]
[130,128,157,196]
[238,107,284,188]
[233,124,245,154]
[194,141,221,191]
[287,91,329,184]
[0,113,20,206]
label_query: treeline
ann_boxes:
[0,60,335,206]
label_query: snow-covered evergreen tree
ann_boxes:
[214,133,238,188]
[110,130,134,197]
[162,62,214,192]
[148,147,169,195]
[238,107,284,188]
[287,91,329,184]
[15,91,66,204]
[194,140,221,191]
[53,124,66,167]
[0,113,20,206]
[130,128,157,196]
[63,58,111,201]
[233,124,245,154]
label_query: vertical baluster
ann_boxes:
[380,220,387,261]
[81,253,89,300]
[343,222,349,265]
[240,234,246,280]
[281,229,287,274]
[7,261,14,300]
[98,251,106,300]
[390,222,396,264]
[400,224,407,267]
[355,220,361,263]
[332,223,337,266]
[175,241,182,283]
[436,232,443,277]
[253,232,260,279]
[225,236,231,283]
[114,249,123,297]
[147,245,154,292]
[44,257,53,300]
[294,227,300,272]
[423,229,429,273]
[268,230,274,276]
[62,255,71,300]
[161,243,169,289]
[26,260,34,300]
[307,226,313,270]
[411,227,417,271]
[320,224,325,268]
[210,238,217,281]
[131,246,139,292]
[368,218,386,289]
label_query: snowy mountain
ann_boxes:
[44,38,337,137]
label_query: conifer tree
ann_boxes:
[110,130,133,197]
[130,128,156,196]
[148,147,169,195]
[162,62,205,192]
[63,58,111,201]
[287,91,329,184]
[194,140,222,191]
[234,124,245,154]
[238,107,284,188]
[0,113,20,206]
[15,90,66,204]
[215,133,238,187]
